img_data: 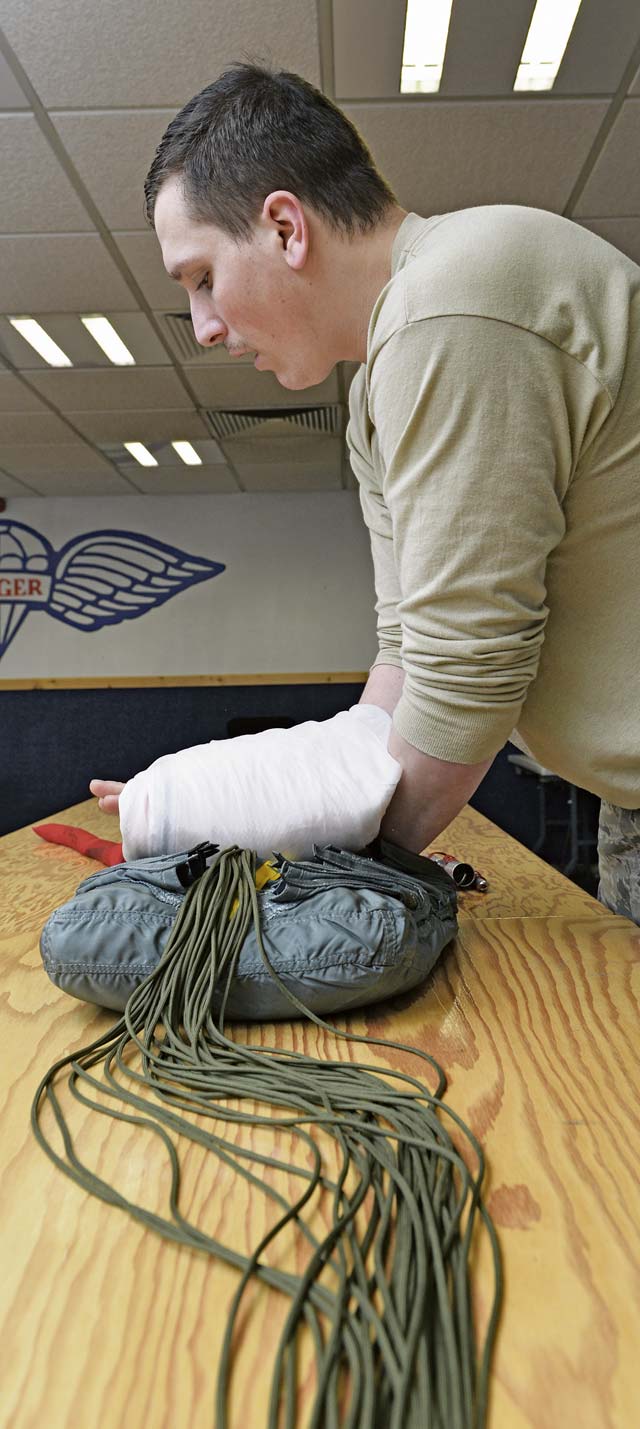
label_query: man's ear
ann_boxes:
[262,190,309,271]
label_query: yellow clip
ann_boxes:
[255,859,280,890]
[230,858,280,917]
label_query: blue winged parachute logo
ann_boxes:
[0,520,225,660]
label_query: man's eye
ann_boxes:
[196,274,210,292]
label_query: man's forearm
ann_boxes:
[381,728,492,852]
[361,663,493,852]
[360,662,405,716]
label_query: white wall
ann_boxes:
[0,492,379,678]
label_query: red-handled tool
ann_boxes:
[429,850,488,892]
[33,823,125,865]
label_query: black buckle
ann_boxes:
[175,841,219,889]
[373,837,458,895]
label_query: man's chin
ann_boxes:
[274,370,301,390]
[274,364,333,391]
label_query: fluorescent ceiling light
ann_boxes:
[171,440,202,466]
[514,0,583,92]
[401,0,454,94]
[9,317,72,367]
[123,441,157,467]
[81,314,135,365]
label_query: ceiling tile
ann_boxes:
[28,367,195,412]
[236,461,342,492]
[0,410,74,442]
[576,217,640,266]
[0,467,38,496]
[223,434,342,467]
[574,101,640,216]
[345,100,609,214]
[0,51,29,109]
[0,371,50,412]
[115,232,188,311]
[2,0,320,107]
[0,235,138,312]
[115,463,239,495]
[0,441,118,476]
[185,366,340,408]
[69,408,208,444]
[53,110,174,230]
[0,115,93,232]
[15,467,134,496]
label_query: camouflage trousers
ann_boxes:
[597,800,640,925]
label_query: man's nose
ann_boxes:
[191,303,226,348]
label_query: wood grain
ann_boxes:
[1,800,638,1428]
[0,671,368,691]
[429,806,604,920]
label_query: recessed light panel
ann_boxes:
[514,0,584,92]
[9,318,73,368]
[81,315,135,366]
[401,0,454,94]
[123,441,157,467]
[171,441,203,466]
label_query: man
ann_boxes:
[91,64,640,922]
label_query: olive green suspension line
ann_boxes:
[32,846,502,1429]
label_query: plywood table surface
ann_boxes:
[1,798,638,1429]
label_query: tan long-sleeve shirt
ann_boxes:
[347,206,640,807]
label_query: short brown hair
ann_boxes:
[144,62,396,239]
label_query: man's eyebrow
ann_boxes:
[168,258,205,283]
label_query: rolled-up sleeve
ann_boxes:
[367,314,577,762]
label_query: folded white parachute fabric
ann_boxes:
[119,704,402,861]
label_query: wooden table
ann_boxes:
[1,799,638,1429]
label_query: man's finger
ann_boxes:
[89,778,125,797]
[89,778,125,815]
[97,795,121,815]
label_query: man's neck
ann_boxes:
[325,205,409,364]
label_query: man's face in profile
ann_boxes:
[155,175,330,390]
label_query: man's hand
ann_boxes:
[89,779,125,815]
